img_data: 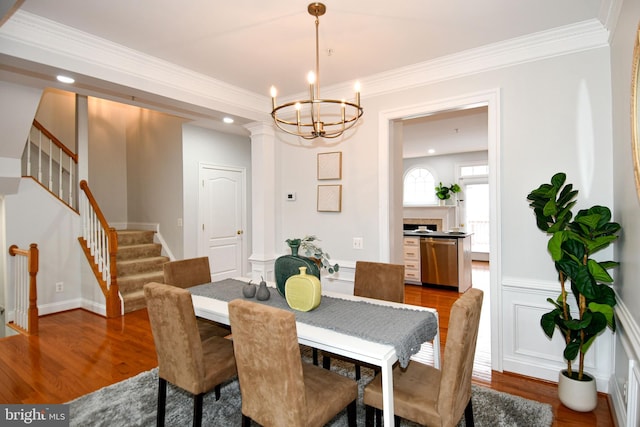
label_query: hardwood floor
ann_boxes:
[0,265,614,426]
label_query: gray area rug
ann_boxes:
[69,351,553,426]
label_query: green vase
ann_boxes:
[274,242,320,297]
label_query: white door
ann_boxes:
[461,181,490,261]
[199,165,246,281]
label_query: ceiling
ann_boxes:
[403,107,488,158]
[4,1,607,156]
[14,0,606,98]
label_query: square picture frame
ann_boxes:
[317,184,342,212]
[317,151,342,180]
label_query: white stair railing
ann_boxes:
[8,243,39,335]
[78,180,121,317]
[24,120,78,210]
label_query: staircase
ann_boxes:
[116,230,169,313]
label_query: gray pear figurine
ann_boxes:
[256,277,270,301]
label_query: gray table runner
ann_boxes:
[189,279,438,368]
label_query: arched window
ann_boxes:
[403,167,436,205]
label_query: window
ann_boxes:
[457,162,490,257]
[460,164,488,177]
[403,167,436,205]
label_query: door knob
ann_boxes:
[237,230,243,235]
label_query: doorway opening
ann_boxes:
[379,89,501,373]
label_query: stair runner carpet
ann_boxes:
[116,230,169,313]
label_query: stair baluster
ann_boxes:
[79,180,121,317]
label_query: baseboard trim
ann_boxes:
[37,299,83,316]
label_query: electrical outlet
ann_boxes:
[353,237,363,249]
[177,218,183,227]
[55,282,64,292]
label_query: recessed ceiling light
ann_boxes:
[56,75,75,84]
[223,117,234,124]
[428,149,436,154]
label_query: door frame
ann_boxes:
[378,88,502,372]
[197,162,248,278]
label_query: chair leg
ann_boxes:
[347,400,357,427]
[375,408,382,427]
[365,405,374,427]
[214,384,221,401]
[464,398,475,427]
[312,348,319,365]
[323,355,331,370]
[242,414,251,427]
[394,415,401,426]
[355,364,361,380]
[157,378,167,427]
[193,393,204,427]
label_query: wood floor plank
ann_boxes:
[0,265,614,425]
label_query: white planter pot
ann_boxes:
[558,370,597,412]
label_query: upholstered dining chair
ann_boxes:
[144,282,237,427]
[321,260,405,379]
[228,299,358,427]
[363,288,484,427]
[163,256,231,339]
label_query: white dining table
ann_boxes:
[190,277,440,426]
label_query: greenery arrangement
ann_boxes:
[527,172,621,381]
[435,182,461,200]
[285,235,340,273]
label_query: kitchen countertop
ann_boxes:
[403,230,472,238]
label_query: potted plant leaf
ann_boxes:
[527,172,620,412]
[297,235,339,273]
[435,182,461,205]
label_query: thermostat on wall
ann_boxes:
[286,192,297,201]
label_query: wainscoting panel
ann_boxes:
[320,261,355,295]
[610,298,640,427]
[502,276,613,393]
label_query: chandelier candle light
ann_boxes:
[270,3,364,139]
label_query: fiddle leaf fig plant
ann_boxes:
[435,182,461,200]
[527,172,621,381]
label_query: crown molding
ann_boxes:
[1,11,609,119]
[352,19,609,99]
[0,10,270,121]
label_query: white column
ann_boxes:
[244,122,277,281]
[76,95,89,183]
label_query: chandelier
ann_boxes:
[270,3,364,140]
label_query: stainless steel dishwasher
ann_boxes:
[420,237,458,287]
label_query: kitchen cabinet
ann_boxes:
[402,237,421,284]
[403,231,472,292]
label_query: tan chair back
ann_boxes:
[144,282,207,394]
[437,288,484,426]
[163,257,211,289]
[228,299,308,426]
[354,261,405,303]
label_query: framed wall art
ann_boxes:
[317,184,342,212]
[317,151,342,180]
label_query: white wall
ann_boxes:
[609,0,640,425]
[4,180,82,316]
[36,88,76,149]
[88,97,130,223]
[0,80,42,194]
[125,109,187,258]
